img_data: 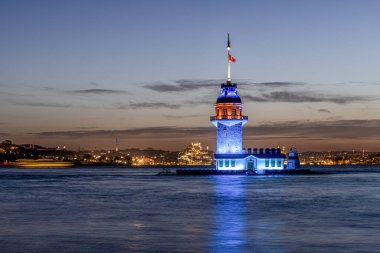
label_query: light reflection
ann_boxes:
[210,176,288,252]
[210,176,249,252]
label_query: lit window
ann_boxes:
[225,160,229,167]
[219,160,223,167]
[265,160,269,167]
[271,160,275,167]
[277,160,281,167]
[223,109,227,116]
[232,109,236,116]
[231,160,235,167]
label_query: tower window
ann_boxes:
[231,160,235,167]
[265,160,269,167]
[232,109,236,116]
[223,109,227,116]
[219,160,223,167]
[277,160,281,167]
[225,160,229,167]
[271,160,275,167]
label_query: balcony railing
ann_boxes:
[210,115,248,121]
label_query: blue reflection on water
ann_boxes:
[211,176,249,252]
[210,176,289,253]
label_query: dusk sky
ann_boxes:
[1,0,380,151]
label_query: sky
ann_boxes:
[1,0,380,151]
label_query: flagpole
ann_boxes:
[227,51,231,83]
[227,33,231,83]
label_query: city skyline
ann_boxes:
[1,0,380,151]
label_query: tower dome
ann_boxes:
[216,82,242,104]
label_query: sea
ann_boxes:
[0,166,379,253]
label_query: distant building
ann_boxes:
[1,140,12,146]
[129,148,179,166]
[178,142,213,165]
[115,138,119,152]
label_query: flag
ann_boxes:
[228,53,236,63]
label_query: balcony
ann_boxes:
[210,115,248,121]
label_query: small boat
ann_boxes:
[11,159,74,168]
[156,168,176,176]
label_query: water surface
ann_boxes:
[0,167,379,253]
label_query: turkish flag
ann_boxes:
[228,53,236,62]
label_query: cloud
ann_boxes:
[129,102,180,109]
[318,109,331,113]
[242,95,269,102]
[143,79,221,92]
[254,82,306,87]
[112,102,183,110]
[71,126,98,130]
[115,99,217,110]
[10,101,72,108]
[33,119,380,141]
[69,89,128,95]
[143,79,374,105]
[34,126,213,139]
[163,114,202,119]
[143,79,306,93]
[113,103,181,110]
[43,86,128,95]
[243,91,371,104]
[185,96,215,106]
[143,84,183,92]
[248,119,380,139]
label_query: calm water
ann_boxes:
[0,167,379,253]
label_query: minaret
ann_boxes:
[210,34,248,156]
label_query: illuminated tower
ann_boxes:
[177,34,288,174]
[211,34,248,156]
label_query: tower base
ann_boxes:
[175,168,313,175]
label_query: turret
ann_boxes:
[287,148,301,169]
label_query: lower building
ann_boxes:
[214,148,285,172]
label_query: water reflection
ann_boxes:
[210,176,288,253]
[211,176,249,252]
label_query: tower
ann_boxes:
[211,34,248,156]
[177,34,288,174]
